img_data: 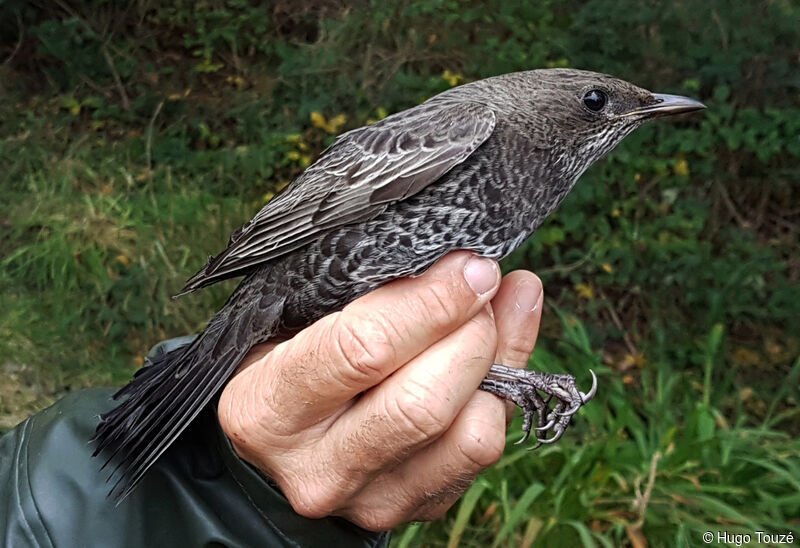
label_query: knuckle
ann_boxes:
[283,477,347,520]
[458,418,506,468]
[413,281,462,329]
[219,367,295,439]
[217,392,257,453]
[460,314,498,364]
[501,334,535,366]
[466,312,498,347]
[286,493,328,520]
[392,381,451,441]
[332,313,397,383]
[347,508,401,532]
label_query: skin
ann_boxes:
[218,251,544,531]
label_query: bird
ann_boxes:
[92,68,705,501]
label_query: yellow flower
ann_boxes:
[442,70,464,87]
[674,158,689,176]
[602,262,614,273]
[195,57,223,73]
[310,111,326,129]
[311,111,348,134]
[574,283,595,299]
[327,114,347,133]
[619,353,647,369]
[225,75,246,89]
[168,89,192,101]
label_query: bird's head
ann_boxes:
[450,68,705,182]
[526,69,704,164]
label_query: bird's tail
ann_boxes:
[92,289,285,502]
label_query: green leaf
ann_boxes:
[447,480,487,548]
[491,483,545,547]
[564,520,597,548]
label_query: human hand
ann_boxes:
[218,251,543,531]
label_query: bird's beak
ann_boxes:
[622,93,706,118]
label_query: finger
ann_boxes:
[388,274,543,521]
[314,307,498,506]
[491,271,543,369]
[337,390,506,529]
[289,274,543,515]
[262,251,501,429]
[410,390,506,522]
[489,271,543,418]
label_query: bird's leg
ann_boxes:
[479,365,597,447]
[478,377,550,444]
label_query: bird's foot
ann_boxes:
[479,365,597,449]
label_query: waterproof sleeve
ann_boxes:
[0,338,390,548]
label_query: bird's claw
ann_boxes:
[479,366,597,449]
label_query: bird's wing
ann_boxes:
[179,101,496,294]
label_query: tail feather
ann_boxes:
[92,294,285,502]
[112,349,231,497]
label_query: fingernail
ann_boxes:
[464,256,499,296]
[515,280,542,312]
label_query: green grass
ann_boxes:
[2,162,251,386]
[1,1,798,545]
[395,316,800,546]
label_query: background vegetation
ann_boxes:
[1,0,798,546]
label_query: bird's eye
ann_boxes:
[583,89,607,111]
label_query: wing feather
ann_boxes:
[179,101,496,294]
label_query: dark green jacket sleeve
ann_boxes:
[0,338,390,548]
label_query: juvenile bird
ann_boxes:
[93,68,705,500]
